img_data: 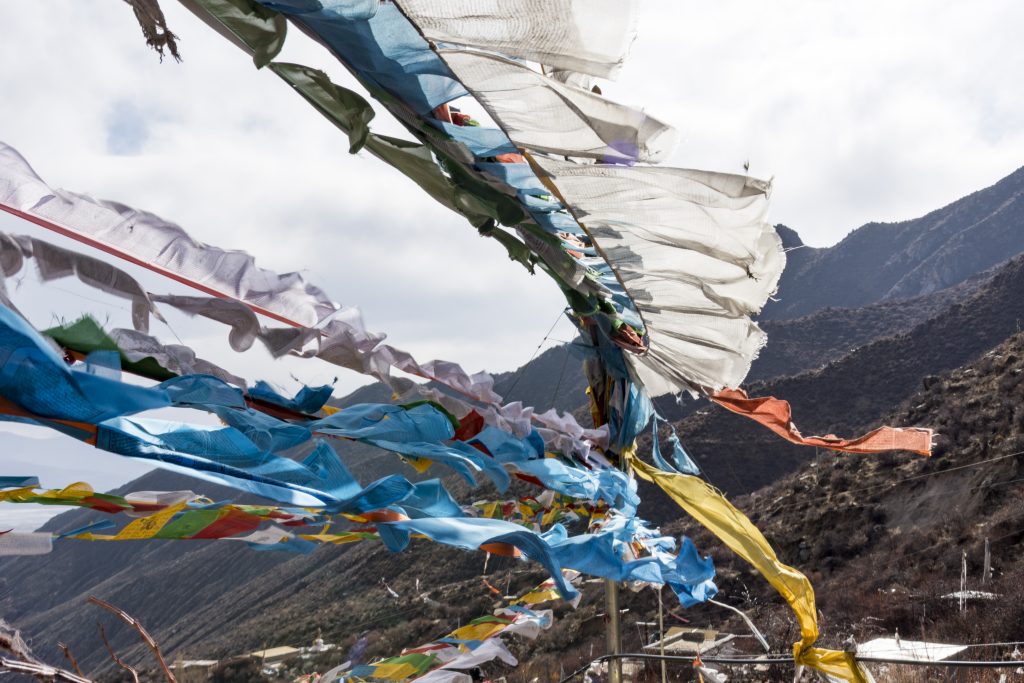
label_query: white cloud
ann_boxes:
[625,0,1024,244]
[0,1,1021,384]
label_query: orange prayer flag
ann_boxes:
[710,388,932,455]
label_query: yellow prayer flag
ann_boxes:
[0,486,37,502]
[449,621,506,642]
[627,452,868,683]
[113,502,188,540]
[372,662,421,680]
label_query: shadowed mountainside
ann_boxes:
[763,166,1024,320]
[655,253,1024,506]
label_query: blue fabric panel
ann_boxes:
[312,403,455,443]
[399,478,464,519]
[96,425,328,506]
[300,440,361,500]
[0,476,39,488]
[261,0,378,21]
[429,122,518,157]
[386,517,578,599]
[94,417,412,511]
[83,350,121,380]
[665,430,699,475]
[475,162,548,195]
[663,537,718,606]
[448,441,510,492]
[366,439,478,488]
[513,459,598,500]
[161,375,247,409]
[59,520,117,538]
[249,379,333,414]
[214,406,311,452]
[261,2,467,113]
[468,426,542,463]
[248,535,318,553]
[618,383,654,450]
[0,306,169,422]
[529,210,583,234]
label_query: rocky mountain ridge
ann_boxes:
[764,166,1024,320]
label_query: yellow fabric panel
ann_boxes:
[627,453,868,683]
[372,661,421,681]
[541,508,559,526]
[112,502,188,540]
[0,486,37,502]
[405,456,434,474]
[798,648,865,681]
[517,587,561,605]
[301,532,375,545]
[449,621,506,642]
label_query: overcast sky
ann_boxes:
[1,1,1022,525]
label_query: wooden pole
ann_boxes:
[658,588,667,683]
[983,538,992,584]
[605,580,622,683]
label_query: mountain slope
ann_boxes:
[657,253,1024,503]
[717,330,1024,648]
[3,170,1024,679]
[764,166,1024,320]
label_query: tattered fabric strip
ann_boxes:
[529,156,784,396]
[436,48,677,163]
[0,306,650,532]
[0,532,52,556]
[0,143,336,328]
[0,148,602,458]
[325,573,568,683]
[711,388,934,456]
[628,453,870,683]
[46,315,246,388]
[393,0,639,79]
[0,302,635,515]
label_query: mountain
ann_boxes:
[704,330,1024,649]
[3,166,1024,679]
[763,166,1024,320]
[654,253,1024,505]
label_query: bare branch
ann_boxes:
[88,596,176,683]
[1,620,93,682]
[1,656,94,682]
[97,620,139,683]
[59,641,88,678]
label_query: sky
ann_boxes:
[0,1,1022,527]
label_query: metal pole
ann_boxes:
[657,588,667,683]
[605,579,622,683]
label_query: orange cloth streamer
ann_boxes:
[711,388,932,456]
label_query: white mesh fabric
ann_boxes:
[533,157,785,395]
[0,143,338,328]
[437,49,677,163]
[395,0,639,79]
